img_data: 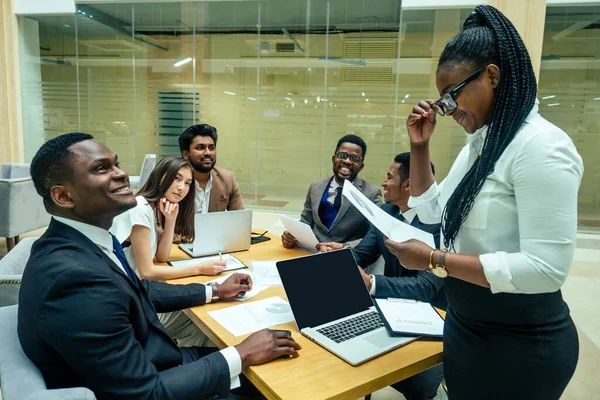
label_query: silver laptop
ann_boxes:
[178,209,252,257]
[276,249,416,366]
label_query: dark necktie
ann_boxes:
[333,186,343,209]
[110,234,140,287]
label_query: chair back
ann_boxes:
[0,237,38,307]
[138,154,157,188]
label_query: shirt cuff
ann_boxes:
[479,252,517,294]
[220,346,242,389]
[369,275,376,296]
[407,182,438,209]
[205,285,213,304]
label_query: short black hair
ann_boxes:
[393,152,435,180]
[335,134,367,161]
[179,124,218,153]
[30,132,94,209]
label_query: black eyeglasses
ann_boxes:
[433,66,486,116]
[335,152,362,163]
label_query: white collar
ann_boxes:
[468,99,540,156]
[400,208,417,224]
[196,171,213,192]
[53,216,114,253]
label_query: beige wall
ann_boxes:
[0,0,24,165]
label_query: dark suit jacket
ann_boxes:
[352,203,447,310]
[300,176,383,244]
[18,219,230,400]
[208,167,244,212]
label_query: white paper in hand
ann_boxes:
[280,215,319,251]
[341,180,435,248]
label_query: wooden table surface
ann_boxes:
[166,233,443,400]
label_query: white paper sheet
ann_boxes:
[375,298,444,337]
[250,260,283,286]
[205,272,267,302]
[280,215,319,251]
[208,296,295,336]
[341,180,436,248]
[168,254,247,272]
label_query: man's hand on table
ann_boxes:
[216,273,253,300]
[235,329,301,368]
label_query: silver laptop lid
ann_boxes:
[192,209,252,255]
[276,249,374,330]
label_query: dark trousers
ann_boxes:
[392,364,444,400]
[181,347,266,400]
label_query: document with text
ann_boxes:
[250,260,283,286]
[280,215,319,251]
[208,296,295,336]
[374,298,444,337]
[341,180,436,247]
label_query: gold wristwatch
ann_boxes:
[428,249,448,278]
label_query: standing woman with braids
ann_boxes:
[384,5,582,399]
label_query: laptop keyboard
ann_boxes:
[317,311,384,343]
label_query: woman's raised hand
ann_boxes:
[407,100,438,146]
[159,197,179,221]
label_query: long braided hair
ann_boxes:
[438,5,537,250]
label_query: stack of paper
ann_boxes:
[208,296,295,336]
[250,260,282,286]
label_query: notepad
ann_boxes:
[167,254,247,272]
[374,298,444,337]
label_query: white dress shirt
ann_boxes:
[326,178,343,206]
[195,173,213,213]
[408,101,583,294]
[54,216,242,387]
[369,207,417,296]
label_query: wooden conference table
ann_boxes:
[166,233,443,400]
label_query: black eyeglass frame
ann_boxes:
[334,151,362,163]
[433,66,487,116]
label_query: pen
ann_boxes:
[219,250,222,261]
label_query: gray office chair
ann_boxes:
[0,305,96,400]
[0,163,50,251]
[0,237,38,307]
[129,154,157,190]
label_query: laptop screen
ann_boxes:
[277,249,374,330]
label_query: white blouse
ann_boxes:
[109,196,158,275]
[408,101,584,294]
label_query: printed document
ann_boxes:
[250,260,283,286]
[374,298,444,337]
[341,180,436,247]
[280,215,319,251]
[208,296,295,336]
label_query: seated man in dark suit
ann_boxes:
[282,134,383,250]
[18,133,300,400]
[321,152,445,400]
[179,124,244,213]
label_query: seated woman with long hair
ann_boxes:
[111,156,225,346]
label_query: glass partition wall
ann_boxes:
[20,1,600,227]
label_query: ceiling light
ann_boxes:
[304,98,308,104]
[248,97,257,101]
[173,56,192,67]
[317,96,321,103]
[224,91,236,96]
[285,97,292,101]
[366,99,369,102]
[308,68,312,71]
[64,24,70,28]
[542,95,556,100]
[401,100,405,104]
[594,97,600,101]
[404,94,409,99]
[81,11,86,15]
[361,92,366,97]
[548,103,560,107]
[89,15,93,18]
[287,93,294,96]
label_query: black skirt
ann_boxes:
[443,278,579,400]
